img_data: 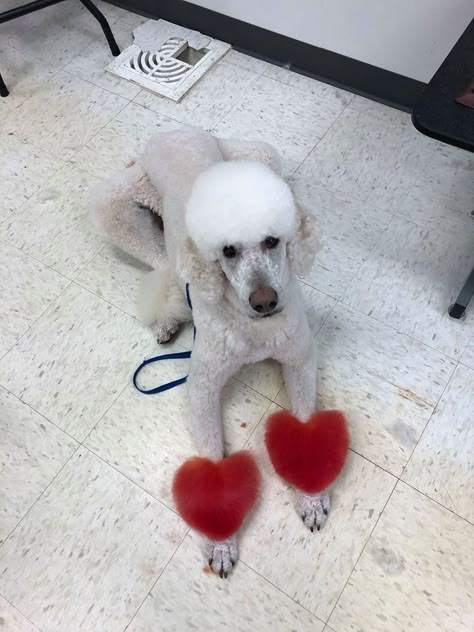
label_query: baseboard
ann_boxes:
[107,0,426,112]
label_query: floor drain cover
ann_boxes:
[106,20,230,101]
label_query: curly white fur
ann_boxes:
[186,160,297,258]
[90,127,322,575]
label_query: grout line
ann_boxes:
[398,478,474,527]
[339,298,466,364]
[240,399,273,450]
[122,528,190,632]
[0,591,44,632]
[0,384,79,446]
[0,277,73,366]
[209,70,260,129]
[292,91,354,175]
[325,477,398,625]
[238,559,327,626]
[232,375,279,404]
[60,68,133,101]
[79,445,183,519]
[399,359,458,482]
[0,443,82,552]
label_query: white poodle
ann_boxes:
[91,127,325,576]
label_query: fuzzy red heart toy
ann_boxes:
[265,410,349,493]
[172,451,261,541]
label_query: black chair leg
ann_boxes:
[0,71,9,97]
[449,263,474,319]
[80,0,120,56]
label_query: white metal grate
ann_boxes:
[106,21,230,101]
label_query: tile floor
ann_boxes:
[0,2,473,631]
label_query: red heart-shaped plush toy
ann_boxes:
[265,410,349,493]
[172,451,261,541]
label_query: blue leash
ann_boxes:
[133,284,194,395]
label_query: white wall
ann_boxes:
[191,0,473,82]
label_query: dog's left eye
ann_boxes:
[223,245,237,258]
[264,236,280,249]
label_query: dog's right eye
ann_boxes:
[223,245,237,259]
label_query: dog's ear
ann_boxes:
[287,203,319,276]
[177,238,225,303]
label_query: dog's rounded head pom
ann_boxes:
[185,160,298,258]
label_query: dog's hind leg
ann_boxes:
[216,137,283,175]
[90,161,166,269]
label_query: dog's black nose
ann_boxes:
[249,287,278,314]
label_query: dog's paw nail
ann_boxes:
[323,508,328,516]
[310,526,314,533]
[224,572,228,579]
[231,559,235,567]
[208,558,213,567]
[302,513,306,522]
[317,524,321,531]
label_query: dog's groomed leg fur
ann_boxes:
[138,266,191,343]
[282,336,332,531]
[90,162,166,269]
[187,347,240,576]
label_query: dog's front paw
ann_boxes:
[155,322,180,344]
[204,536,238,579]
[295,489,331,532]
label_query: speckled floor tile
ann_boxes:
[63,27,141,100]
[399,181,474,234]
[0,164,101,277]
[298,109,437,211]
[234,359,284,401]
[0,133,64,222]
[413,143,474,213]
[114,12,149,30]
[128,533,324,632]
[292,178,392,298]
[276,304,456,476]
[224,49,272,74]
[0,0,98,67]
[86,350,270,507]
[343,216,474,358]
[0,240,69,358]
[0,448,186,632]
[461,335,474,368]
[329,482,474,632]
[0,596,40,632]
[71,101,179,178]
[0,45,57,111]
[347,95,411,126]
[76,245,150,318]
[213,76,345,172]
[403,363,474,522]
[264,65,353,107]
[239,407,396,621]
[4,71,127,160]
[0,386,77,544]
[0,284,154,441]
[1,13,473,626]
[135,61,258,129]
